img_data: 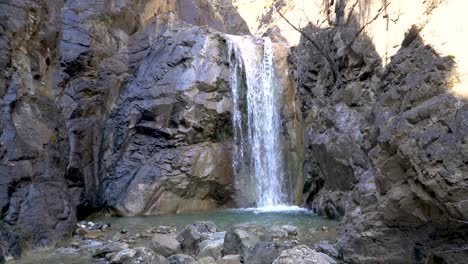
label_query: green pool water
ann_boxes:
[15,208,338,264]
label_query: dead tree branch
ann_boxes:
[275,8,341,86]
[345,1,390,49]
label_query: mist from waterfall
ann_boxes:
[228,35,289,208]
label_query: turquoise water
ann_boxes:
[16,209,337,264]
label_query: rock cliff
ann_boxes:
[1,0,467,263]
[0,0,250,259]
[289,0,468,263]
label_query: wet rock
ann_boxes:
[176,222,217,253]
[110,248,137,264]
[272,245,337,264]
[167,253,195,264]
[149,234,181,257]
[216,255,240,264]
[314,241,338,259]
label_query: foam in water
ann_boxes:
[233,205,312,214]
[227,35,290,208]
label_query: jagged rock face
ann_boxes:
[99,18,235,215]
[292,1,468,263]
[0,0,248,258]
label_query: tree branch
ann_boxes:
[345,1,390,50]
[275,7,341,85]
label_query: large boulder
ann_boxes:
[176,221,217,253]
[126,247,169,264]
[149,234,181,257]
[245,242,293,264]
[167,253,195,264]
[197,231,225,260]
[272,245,336,264]
[223,224,272,261]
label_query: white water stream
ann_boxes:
[228,35,290,208]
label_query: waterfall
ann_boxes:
[228,35,289,208]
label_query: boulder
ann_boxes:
[176,222,217,253]
[126,247,169,264]
[197,239,224,260]
[192,256,217,264]
[110,248,137,264]
[216,255,240,264]
[245,242,293,264]
[272,245,337,264]
[167,253,195,264]
[314,241,338,259]
[223,224,271,260]
[280,225,298,236]
[92,242,129,258]
[149,234,181,257]
[270,226,288,239]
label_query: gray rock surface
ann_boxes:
[110,248,137,264]
[291,2,468,263]
[167,253,195,264]
[127,247,170,264]
[149,234,181,257]
[223,224,272,261]
[197,235,224,260]
[216,255,240,264]
[314,241,338,259]
[272,245,336,264]
[176,221,217,253]
[0,0,249,258]
[245,242,293,264]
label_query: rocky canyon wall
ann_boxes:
[287,0,468,263]
[0,0,305,260]
[0,0,250,259]
[1,0,467,263]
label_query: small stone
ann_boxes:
[121,229,128,234]
[90,223,104,230]
[84,232,103,239]
[74,227,88,236]
[321,226,329,232]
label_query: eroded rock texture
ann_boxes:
[0,0,249,259]
[292,1,468,263]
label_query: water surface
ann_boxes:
[16,209,337,264]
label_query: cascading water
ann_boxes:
[228,35,290,208]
